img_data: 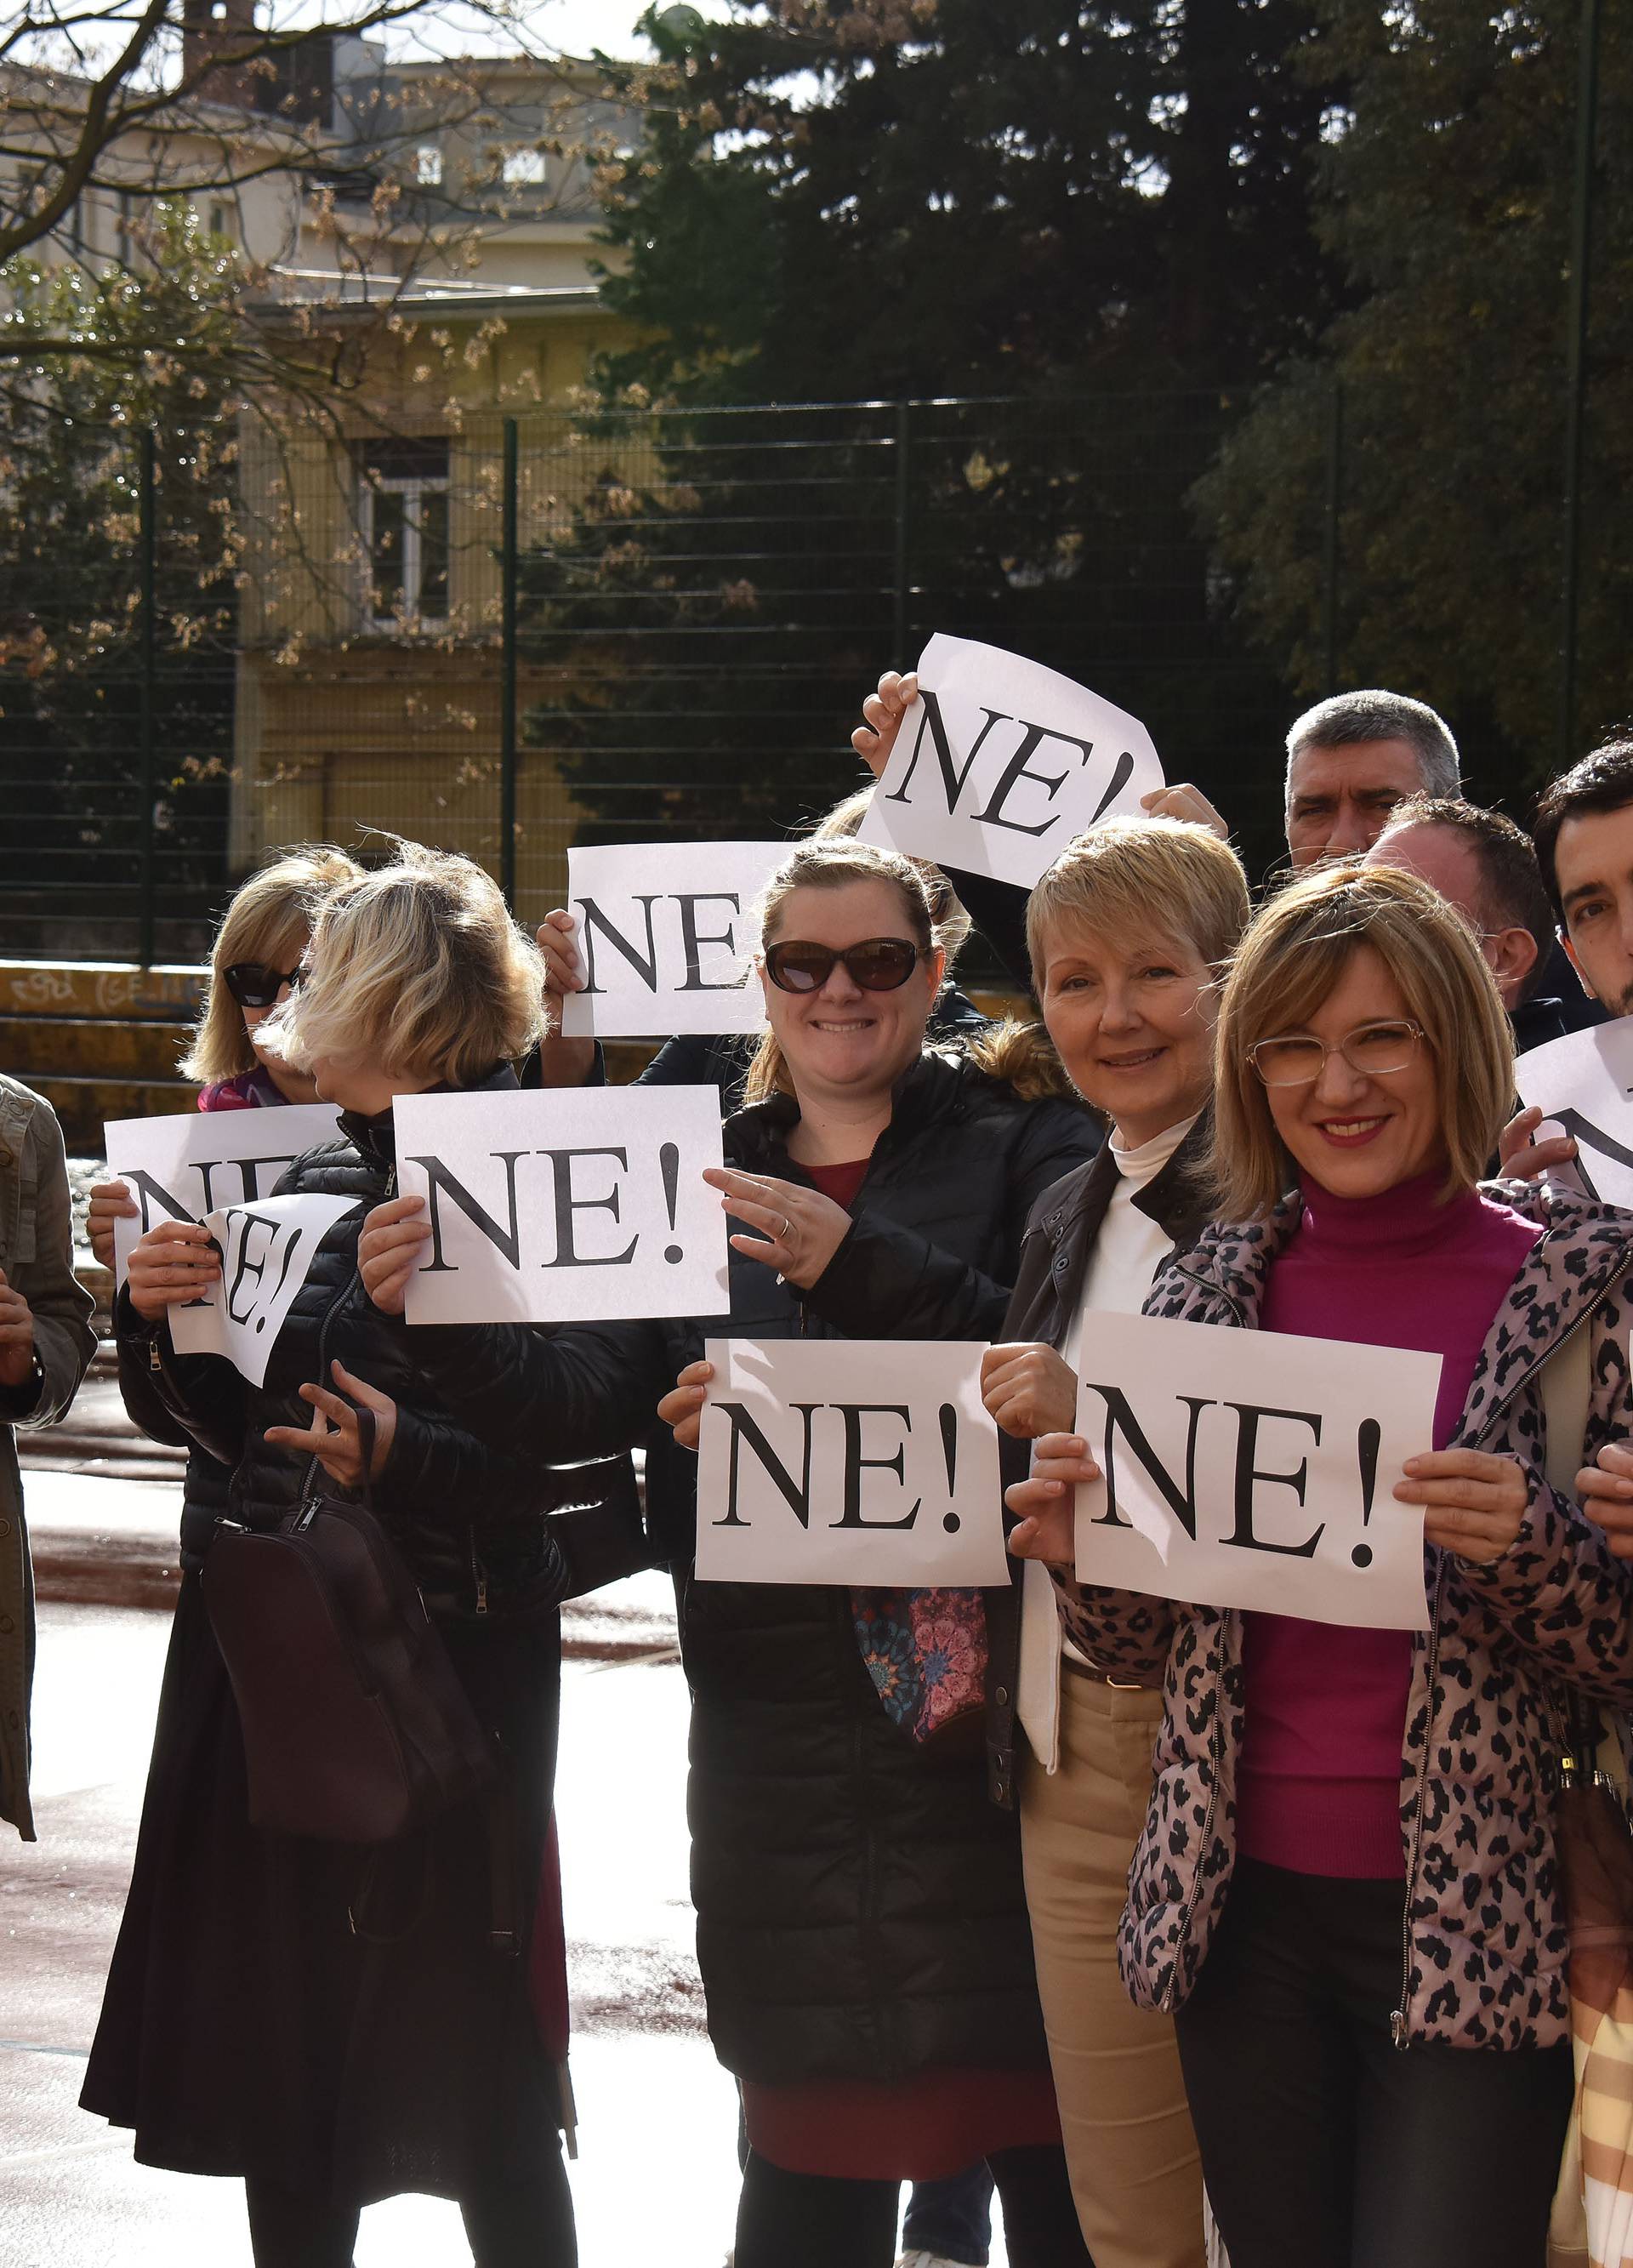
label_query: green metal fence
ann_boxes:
[0,380,1609,966]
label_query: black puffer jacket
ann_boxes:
[94,1068,639,2197]
[120,1070,632,1617]
[404,1049,1098,2086]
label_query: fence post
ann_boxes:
[892,398,912,664]
[500,415,519,909]
[1559,0,1602,772]
[138,426,157,969]
[1321,382,1343,697]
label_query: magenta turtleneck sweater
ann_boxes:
[1235,1170,1540,1879]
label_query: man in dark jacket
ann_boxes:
[1361,795,1580,1052]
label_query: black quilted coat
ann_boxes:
[83,1068,637,2200]
[407,1049,1098,2088]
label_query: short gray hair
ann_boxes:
[1284,690,1461,807]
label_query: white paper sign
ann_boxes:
[170,1191,358,1388]
[693,1337,1008,1586]
[559,840,785,1039]
[859,633,1164,886]
[392,1086,729,1325]
[1515,1017,1633,1208]
[103,1103,344,1288]
[1073,1312,1438,1628]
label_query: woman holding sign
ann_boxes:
[1010,863,1633,2268]
[355,839,1099,2268]
[84,846,359,2168]
[85,846,628,2268]
[977,815,1250,2268]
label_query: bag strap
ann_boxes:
[485,1779,520,1957]
[1539,1320,1594,1502]
[352,1403,378,1511]
[1538,1324,1630,1789]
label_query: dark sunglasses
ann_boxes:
[222,960,304,1010]
[763,937,922,994]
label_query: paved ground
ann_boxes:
[3,1473,1017,2268]
[0,1475,744,2268]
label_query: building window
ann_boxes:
[415,144,442,187]
[500,147,547,188]
[208,200,236,241]
[359,438,450,625]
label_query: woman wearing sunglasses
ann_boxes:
[84,848,361,1274]
[1009,863,1633,2268]
[352,838,1098,2268]
[83,846,623,2268]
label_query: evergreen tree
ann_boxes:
[1195,0,1633,799]
[595,0,1340,402]
[0,208,242,950]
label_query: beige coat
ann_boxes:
[0,1075,96,1840]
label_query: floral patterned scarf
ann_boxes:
[851,1588,989,1745]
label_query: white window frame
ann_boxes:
[359,467,450,628]
[415,143,443,187]
[499,145,547,189]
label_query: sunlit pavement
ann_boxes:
[0,1474,743,2268]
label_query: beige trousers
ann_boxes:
[1020,1665,1207,2268]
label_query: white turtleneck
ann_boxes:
[1061,1114,1198,1366]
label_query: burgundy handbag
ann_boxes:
[203,1408,497,1843]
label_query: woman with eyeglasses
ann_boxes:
[351,838,1098,2268]
[1008,863,1633,2268]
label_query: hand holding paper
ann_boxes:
[127,1218,222,1319]
[103,1103,344,1289]
[1513,1016,1633,1205]
[851,670,918,778]
[1005,1433,1101,1565]
[1393,1446,1528,1564]
[557,840,785,1040]
[1577,1439,1633,1560]
[168,1193,359,1388]
[391,1086,728,1325]
[694,1338,1008,1587]
[357,1194,432,1315]
[858,634,1164,888]
[1070,1311,1439,1628]
[657,1355,713,1452]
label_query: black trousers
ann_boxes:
[1173,1859,1573,2268]
[733,2144,1091,2268]
[244,2146,577,2268]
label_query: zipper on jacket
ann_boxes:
[1465,1241,1633,1450]
[1168,1257,1248,1328]
[471,1532,489,1616]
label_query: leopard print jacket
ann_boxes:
[1058,1177,1633,2053]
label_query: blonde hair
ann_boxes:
[1211,862,1514,1220]
[265,841,545,1087]
[811,786,973,967]
[1026,816,1250,982]
[180,845,361,1085]
[742,839,937,1107]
